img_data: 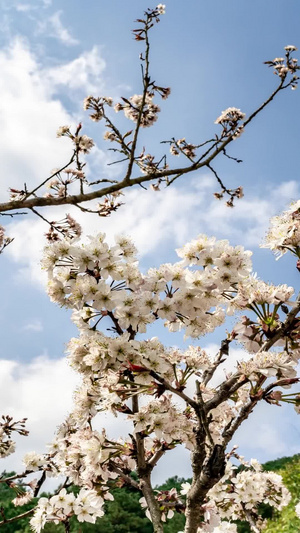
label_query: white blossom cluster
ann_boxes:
[207,460,291,522]
[267,47,298,88]
[214,107,245,138]
[238,350,298,380]
[0,224,13,253]
[131,395,195,449]
[262,199,300,258]
[115,93,161,127]
[42,232,253,339]
[215,108,245,126]
[23,451,48,472]
[30,488,106,532]
[0,225,5,248]
[40,227,300,440]
[178,459,291,531]
[47,423,133,489]
[156,4,166,15]
[229,276,294,310]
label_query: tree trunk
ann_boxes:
[140,475,164,533]
[184,444,226,532]
[184,500,204,533]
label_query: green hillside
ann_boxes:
[1,456,300,532]
[263,454,300,533]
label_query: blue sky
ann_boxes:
[1,0,300,485]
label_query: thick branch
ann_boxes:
[108,462,140,489]
[147,447,166,469]
[131,388,163,532]
[149,369,197,409]
[0,74,290,216]
[222,398,258,446]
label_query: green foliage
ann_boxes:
[262,454,300,473]
[156,475,190,491]
[263,456,300,533]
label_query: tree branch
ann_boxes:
[0,507,36,527]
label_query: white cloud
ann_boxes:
[44,45,106,94]
[38,10,79,46]
[0,38,74,192]
[3,0,52,10]
[0,355,79,479]
[0,355,131,484]
[0,37,109,198]
[22,319,43,332]
[234,401,300,461]
[46,10,79,46]
[15,4,33,12]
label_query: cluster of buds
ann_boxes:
[45,215,82,242]
[148,84,171,100]
[45,168,86,199]
[137,149,167,175]
[0,225,14,254]
[214,186,244,207]
[57,124,94,154]
[132,5,166,44]
[9,479,37,507]
[0,416,28,459]
[9,187,27,202]
[97,191,124,217]
[265,46,299,88]
[169,138,197,159]
[83,95,113,122]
